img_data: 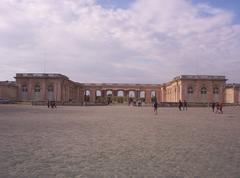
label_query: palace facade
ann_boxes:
[0,73,240,105]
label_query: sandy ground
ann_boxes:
[0,105,239,178]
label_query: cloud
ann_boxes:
[0,0,240,83]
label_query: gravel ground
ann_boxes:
[0,105,240,178]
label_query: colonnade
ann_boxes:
[81,88,160,104]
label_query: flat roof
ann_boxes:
[0,81,17,86]
[15,73,69,79]
[174,75,226,81]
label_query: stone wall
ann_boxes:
[0,82,18,101]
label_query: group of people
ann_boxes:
[153,100,188,115]
[178,100,188,111]
[211,102,223,114]
[153,100,224,115]
[47,100,57,108]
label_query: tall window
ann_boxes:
[22,85,28,92]
[47,85,54,92]
[34,85,40,93]
[213,87,219,94]
[21,85,28,99]
[47,85,54,100]
[201,87,207,94]
[188,87,194,94]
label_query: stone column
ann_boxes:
[145,89,151,104]
[90,89,96,103]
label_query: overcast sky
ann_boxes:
[1,0,240,83]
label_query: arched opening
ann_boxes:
[21,85,28,99]
[34,84,41,100]
[47,84,54,101]
[140,91,145,102]
[84,90,90,102]
[117,90,124,97]
[151,91,156,103]
[106,90,113,96]
[128,91,135,98]
[117,90,124,103]
[106,90,113,104]
[95,90,102,103]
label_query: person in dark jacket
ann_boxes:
[178,100,183,111]
[183,100,188,111]
[153,101,158,115]
[211,102,215,112]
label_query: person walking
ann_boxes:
[219,103,223,114]
[211,102,215,112]
[215,102,220,113]
[153,101,158,115]
[183,100,188,111]
[178,100,183,111]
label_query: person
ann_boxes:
[50,100,54,108]
[211,102,215,112]
[183,100,188,111]
[215,102,220,114]
[219,103,223,114]
[47,100,50,108]
[153,101,158,115]
[178,100,183,111]
[53,100,57,108]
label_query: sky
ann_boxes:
[0,0,240,83]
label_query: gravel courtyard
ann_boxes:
[0,105,239,178]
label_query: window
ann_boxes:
[213,87,219,94]
[34,85,40,92]
[22,85,28,92]
[188,87,193,94]
[201,87,207,94]
[47,85,54,92]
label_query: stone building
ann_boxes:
[0,73,239,105]
[0,81,18,101]
[225,83,240,104]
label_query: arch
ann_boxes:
[151,91,156,97]
[84,90,91,96]
[128,91,135,98]
[84,90,90,102]
[96,90,102,97]
[140,91,145,98]
[151,90,157,102]
[106,90,113,96]
[117,90,124,97]
[95,90,102,103]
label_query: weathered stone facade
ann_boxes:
[1,73,239,105]
[0,81,18,101]
[225,84,240,104]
